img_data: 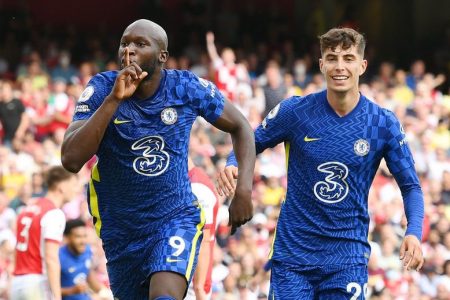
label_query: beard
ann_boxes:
[118,56,159,81]
[140,57,159,81]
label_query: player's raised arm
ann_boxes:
[213,100,256,234]
[61,47,148,173]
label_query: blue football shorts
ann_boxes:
[104,203,205,300]
[269,260,368,300]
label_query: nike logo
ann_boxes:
[166,258,183,263]
[113,117,132,125]
[304,136,320,142]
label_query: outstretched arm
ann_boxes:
[213,101,256,233]
[206,32,220,63]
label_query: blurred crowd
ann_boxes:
[0,17,450,300]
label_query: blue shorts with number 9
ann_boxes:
[104,203,205,300]
[269,260,368,300]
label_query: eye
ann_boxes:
[137,42,146,47]
[120,42,128,47]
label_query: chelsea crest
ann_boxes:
[354,139,370,156]
[161,108,177,125]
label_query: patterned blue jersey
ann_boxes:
[60,245,92,300]
[255,90,421,266]
[73,70,224,242]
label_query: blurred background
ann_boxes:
[0,0,449,299]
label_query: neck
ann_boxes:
[326,88,360,117]
[134,69,163,99]
[45,190,63,208]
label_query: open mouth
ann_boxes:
[331,75,349,81]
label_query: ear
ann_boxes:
[319,58,324,74]
[360,59,368,76]
[159,50,169,64]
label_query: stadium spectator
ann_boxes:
[206,31,250,103]
[185,158,219,300]
[0,80,28,146]
[10,166,77,300]
[59,218,111,299]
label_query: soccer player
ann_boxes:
[60,218,111,300]
[217,27,425,299]
[61,19,255,300]
[11,166,77,300]
[185,157,219,300]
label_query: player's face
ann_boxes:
[119,27,161,78]
[68,226,87,255]
[319,44,367,93]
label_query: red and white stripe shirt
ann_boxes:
[14,198,65,275]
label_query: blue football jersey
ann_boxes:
[256,90,420,265]
[60,245,92,300]
[73,70,224,241]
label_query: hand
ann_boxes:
[72,282,88,294]
[228,187,253,235]
[206,31,215,44]
[217,166,238,197]
[399,235,424,271]
[111,47,148,100]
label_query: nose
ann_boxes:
[335,57,345,70]
[125,45,136,56]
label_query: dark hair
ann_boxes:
[64,218,86,236]
[319,27,366,57]
[45,166,74,191]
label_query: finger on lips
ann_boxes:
[124,47,130,67]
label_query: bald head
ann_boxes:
[124,19,168,51]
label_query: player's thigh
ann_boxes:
[10,275,50,300]
[149,271,187,300]
[269,261,315,300]
[105,248,149,300]
[146,204,204,296]
[318,263,368,300]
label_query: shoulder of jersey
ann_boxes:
[165,68,193,81]
[97,70,119,85]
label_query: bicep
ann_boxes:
[212,100,248,133]
[64,120,88,139]
[44,241,60,262]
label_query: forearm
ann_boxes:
[87,271,103,293]
[61,286,75,296]
[15,113,29,138]
[395,168,425,240]
[402,186,424,240]
[46,260,62,300]
[230,123,256,192]
[193,237,210,299]
[61,95,120,172]
[53,111,72,124]
[206,42,219,62]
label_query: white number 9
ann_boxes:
[169,236,185,257]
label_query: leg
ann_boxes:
[269,260,315,300]
[105,241,149,300]
[146,203,204,300]
[149,271,187,300]
[318,263,368,300]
